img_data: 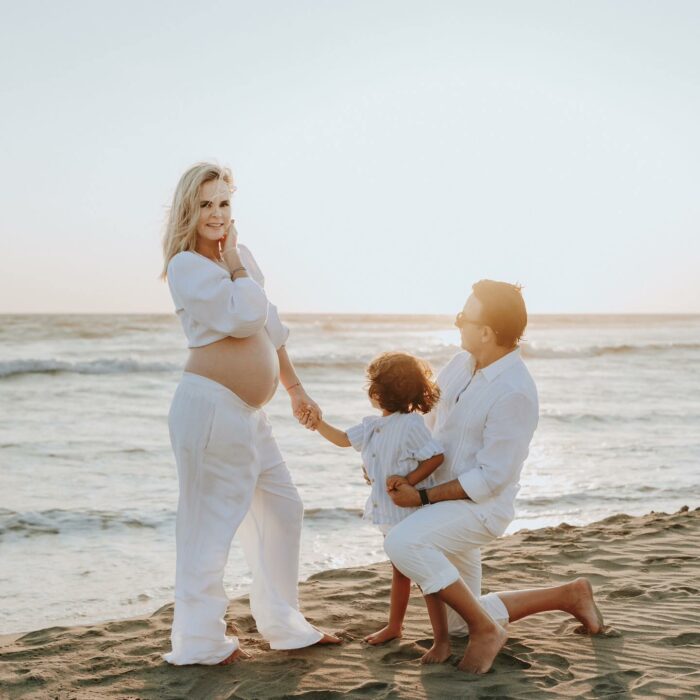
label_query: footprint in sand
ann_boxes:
[529,651,570,671]
[293,681,394,698]
[607,585,645,599]
[591,669,643,696]
[658,632,700,647]
[493,653,532,671]
[380,644,424,664]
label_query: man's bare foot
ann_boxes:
[567,578,604,634]
[218,648,251,665]
[363,624,402,645]
[420,639,451,664]
[457,624,507,674]
[315,632,342,645]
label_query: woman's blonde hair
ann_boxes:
[160,162,235,279]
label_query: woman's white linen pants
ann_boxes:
[384,501,509,634]
[163,372,323,665]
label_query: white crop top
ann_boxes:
[166,244,290,349]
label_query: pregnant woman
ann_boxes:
[160,162,340,665]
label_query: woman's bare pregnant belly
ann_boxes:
[184,333,279,408]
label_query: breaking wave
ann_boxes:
[0,359,179,379]
[522,342,700,359]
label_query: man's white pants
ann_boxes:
[164,372,322,665]
[384,501,509,634]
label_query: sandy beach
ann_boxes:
[1,506,698,699]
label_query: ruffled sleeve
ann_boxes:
[238,244,290,350]
[403,414,443,462]
[167,252,268,337]
[345,416,378,453]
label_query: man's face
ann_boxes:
[455,294,486,353]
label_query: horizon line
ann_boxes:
[1,311,699,318]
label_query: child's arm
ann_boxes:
[387,454,444,491]
[407,453,444,485]
[315,419,352,448]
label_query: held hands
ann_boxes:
[289,385,322,429]
[386,474,410,492]
[388,482,422,508]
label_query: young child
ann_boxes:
[312,351,444,645]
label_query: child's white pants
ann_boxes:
[384,500,509,634]
[163,372,322,665]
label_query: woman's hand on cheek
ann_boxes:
[220,220,239,255]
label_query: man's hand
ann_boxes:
[389,482,422,508]
[386,474,410,492]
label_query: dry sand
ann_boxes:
[1,507,699,699]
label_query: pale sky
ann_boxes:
[1,0,698,314]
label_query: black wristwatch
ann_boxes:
[418,488,431,506]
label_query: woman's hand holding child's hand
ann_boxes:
[289,387,322,429]
[300,405,321,429]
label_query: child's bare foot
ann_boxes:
[566,578,604,634]
[363,624,402,645]
[420,639,451,664]
[218,647,251,665]
[457,624,507,674]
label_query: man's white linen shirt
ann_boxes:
[426,348,539,537]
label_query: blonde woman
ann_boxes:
[161,163,340,665]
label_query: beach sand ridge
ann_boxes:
[1,507,699,699]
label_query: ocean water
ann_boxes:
[1,313,699,634]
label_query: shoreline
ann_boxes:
[2,506,699,698]
[0,504,692,639]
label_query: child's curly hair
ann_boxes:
[366,352,440,414]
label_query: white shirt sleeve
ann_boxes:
[238,244,290,350]
[167,252,268,337]
[404,415,443,461]
[345,416,378,452]
[345,423,365,452]
[458,392,539,503]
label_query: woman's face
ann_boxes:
[196,179,232,242]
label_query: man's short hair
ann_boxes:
[472,280,527,349]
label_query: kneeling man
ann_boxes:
[385,280,538,673]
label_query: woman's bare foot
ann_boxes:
[457,624,507,674]
[420,639,451,664]
[218,647,251,665]
[566,578,604,634]
[364,624,402,645]
[315,631,342,645]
